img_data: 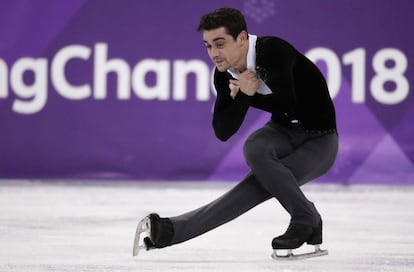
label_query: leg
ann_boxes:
[243,123,324,226]
[134,167,273,252]
[170,123,338,247]
[133,176,271,255]
[242,122,338,253]
[169,172,271,245]
[133,121,338,254]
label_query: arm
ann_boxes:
[212,70,253,141]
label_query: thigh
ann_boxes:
[282,133,339,185]
[244,122,295,159]
[244,121,338,185]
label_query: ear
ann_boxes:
[237,31,248,42]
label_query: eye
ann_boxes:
[216,43,225,49]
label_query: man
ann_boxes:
[133,8,338,259]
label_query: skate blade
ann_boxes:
[132,216,151,256]
[271,245,328,261]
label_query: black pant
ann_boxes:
[169,121,338,245]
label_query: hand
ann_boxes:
[238,70,259,96]
[228,80,239,99]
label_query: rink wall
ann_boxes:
[0,0,413,184]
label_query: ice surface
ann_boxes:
[0,181,413,272]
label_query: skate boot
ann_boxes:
[271,220,328,260]
[132,213,174,256]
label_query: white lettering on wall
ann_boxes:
[0,44,410,114]
[51,45,92,100]
[10,58,48,114]
[0,59,7,98]
[94,43,131,99]
[173,60,210,101]
[131,59,170,100]
[306,47,409,104]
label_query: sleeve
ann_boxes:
[212,69,252,141]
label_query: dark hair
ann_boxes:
[197,8,247,40]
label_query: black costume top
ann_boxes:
[212,36,337,141]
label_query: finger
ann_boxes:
[241,70,255,76]
[229,79,240,86]
[229,81,238,89]
[249,72,258,79]
[241,72,257,81]
[229,84,237,93]
[229,85,239,99]
[230,90,237,99]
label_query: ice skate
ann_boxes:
[271,220,328,260]
[132,214,152,256]
[132,213,174,256]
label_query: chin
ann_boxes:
[215,65,228,72]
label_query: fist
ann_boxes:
[238,70,259,96]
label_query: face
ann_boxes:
[202,27,248,72]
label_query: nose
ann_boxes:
[209,47,219,59]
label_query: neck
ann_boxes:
[237,64,247,73]
[234,40,249,73]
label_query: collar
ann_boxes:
[227,34,272,95]
[246,34,258,72]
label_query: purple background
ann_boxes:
[0,0,413,184]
